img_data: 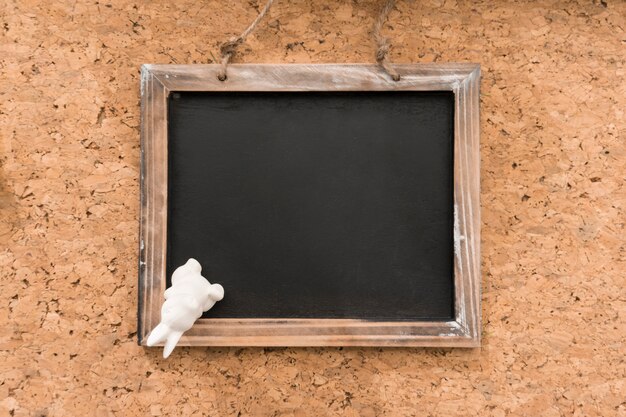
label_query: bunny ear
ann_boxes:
[146,323,169,347]
[163,331,184,359]
[146,323,184,358]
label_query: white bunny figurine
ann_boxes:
[146,258,224,358]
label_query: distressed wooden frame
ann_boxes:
[139,63,481,347]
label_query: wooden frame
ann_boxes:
[138,63,481,347]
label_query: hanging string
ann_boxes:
[217,0,400,82]
[217,0,276,81]
[373,0,401,81]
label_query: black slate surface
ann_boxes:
[166,91,455,320]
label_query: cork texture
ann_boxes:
[0,0,624,416]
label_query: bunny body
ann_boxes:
[146,258,224,358]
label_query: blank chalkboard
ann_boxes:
[138,63,482,347]
[166,90,455,321]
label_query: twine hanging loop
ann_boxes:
[373,0,401,81]
[217,0,401,82]
[217,0,275,81]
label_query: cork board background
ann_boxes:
[1,0,625,416]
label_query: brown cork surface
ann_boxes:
[1,0,625,416]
